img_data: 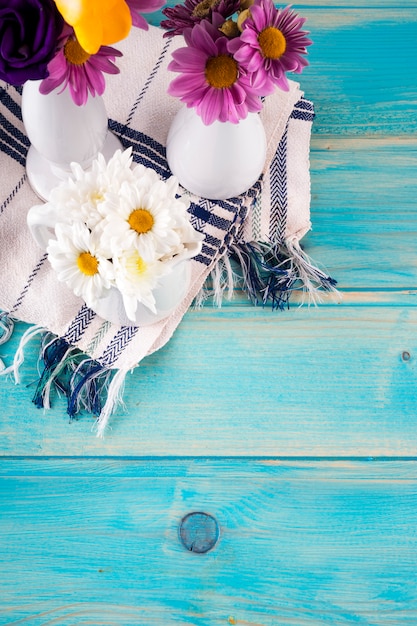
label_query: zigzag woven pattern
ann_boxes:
[269,126,288,244]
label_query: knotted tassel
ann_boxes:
[0,324,45,383]
[94,368,128,438]
[0,313,15,371]
[229,238,340,309]
[194,252,237,308]
[32,335,77,410]
[67,359,112,419]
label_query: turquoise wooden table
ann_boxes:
[1,1,417,624]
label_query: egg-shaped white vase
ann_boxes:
[166,106,267,201]
[22,80,122,201]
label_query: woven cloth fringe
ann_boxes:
[196,237,339,310]
[0,320,122,435]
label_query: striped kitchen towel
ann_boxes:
[0,26,337,435]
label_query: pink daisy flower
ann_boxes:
[126,0,166,30]
[167,19,263,125]
[40,26,122,106]
[229,2,312,92]
[161,0,240,37]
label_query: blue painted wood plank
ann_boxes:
[0,306,416,456]
[1,459,417,625]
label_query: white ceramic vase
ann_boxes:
[22,80,122,201]
[166,106,267,201]
[90,253,194,327]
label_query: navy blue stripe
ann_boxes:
[64,304,96,345]
[0,88,22,121]
[198,196,241,214]
[201,243,217,257]
[125,38,172,127]
[0,126,28,158]
[290,109,315,122]
[99,326,140,367]
[204,233,222,248]
[10,253,48,314]
[269,126,288,243]
[0,175,25,215]
[0,112,29,147]
[108,120,170,179]
[294,98,314,112]
[191,203,232,233]
[0,138,25,166]
[193,253,212,267]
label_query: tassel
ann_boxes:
[0,313,14,371]
[94,368,127,438]
[0,313,14,345]
[283,238,341,305]
[194,253,238,308]
[67,360,112,418]
[227,238,340,309]
[32,335,77,409]
[33,333,115,420]
[0,324,45,383]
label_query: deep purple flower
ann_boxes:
[167,19,263,124]
[229,2,312,92]
[40,26,122,106]
[161,0,240,37]
[126,0,166,30]
[0,0,63,85]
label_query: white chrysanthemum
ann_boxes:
[48,148,136,231]
[47,221,115,307]
[113,248,169,319]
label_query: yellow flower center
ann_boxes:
[77,252,99,276]
[128,208,154,234]
[64,38,91,66]
[89,190,104,206]
[136,256,147,275]
[258,26,287,59]
[126,253,148,277]
[205,55,238,89]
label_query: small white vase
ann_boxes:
[166,106,267,200]
[22,80,122,201]
[91,256,192,327]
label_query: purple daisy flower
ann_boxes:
[229,2,312,92]
[39,26,122,106]
[126,0,166,30]
[167,19,263,125]
[161,0,240,37]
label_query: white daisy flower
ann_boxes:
[47,221,114,307]
[47,148,136,231]
[99,169,187,261]
[113,248,169,319]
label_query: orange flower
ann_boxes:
[54,0,132,54]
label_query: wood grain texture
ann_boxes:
[1,459,417,625]
[0,306,416,456]
[1,3,416,624]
